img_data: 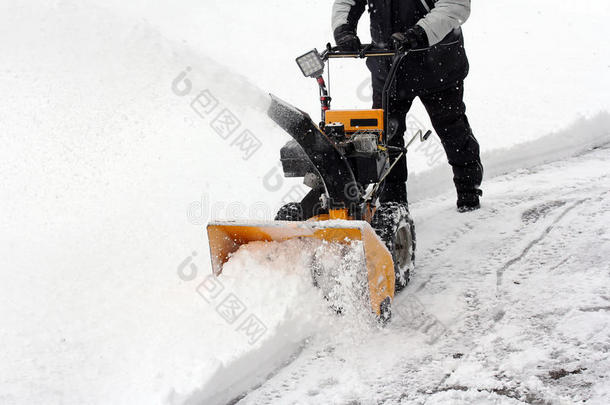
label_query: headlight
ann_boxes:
[296,49,325,78]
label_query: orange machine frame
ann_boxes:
[325,109,384,133]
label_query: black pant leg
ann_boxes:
[370,65,415,204]
[419,82,483,195]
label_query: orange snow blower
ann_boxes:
[208,45,429,321]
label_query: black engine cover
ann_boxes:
[280,140,314,178]
[348,152,389,185]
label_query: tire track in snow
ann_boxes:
[495,198,587,290]
[393,172,609,402]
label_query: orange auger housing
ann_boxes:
[207,218,395,316]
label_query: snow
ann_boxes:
[168,239,329,405]
[171,238,380,404]
[240,148,610,404]
[1,0,609,404]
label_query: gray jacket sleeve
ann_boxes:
[332,0,367,31]
[416,0,471,46]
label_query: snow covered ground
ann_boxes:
[237,145,610,405]
[1,0,609,404]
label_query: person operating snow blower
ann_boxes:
[206,1,485,321]
[333,0,483,211]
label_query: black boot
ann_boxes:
[457,189,482,212]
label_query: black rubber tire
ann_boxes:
[371,202,416,293]
[379,296,392,324]
[274,202,305,221]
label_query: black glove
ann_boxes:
[334,24,361,52]
[391,25,429,51]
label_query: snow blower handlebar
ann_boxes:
[296,44,405,128]
[321,43,398,60]
[320,44,407,144]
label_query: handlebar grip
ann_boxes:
[323,43,397,60]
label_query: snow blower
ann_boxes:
[207,44,430,321]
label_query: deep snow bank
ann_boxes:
[0,2,291,404]
[408,112,610,202]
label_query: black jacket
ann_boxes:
[333,0,470,92]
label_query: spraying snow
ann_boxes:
[170,238,381,405]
